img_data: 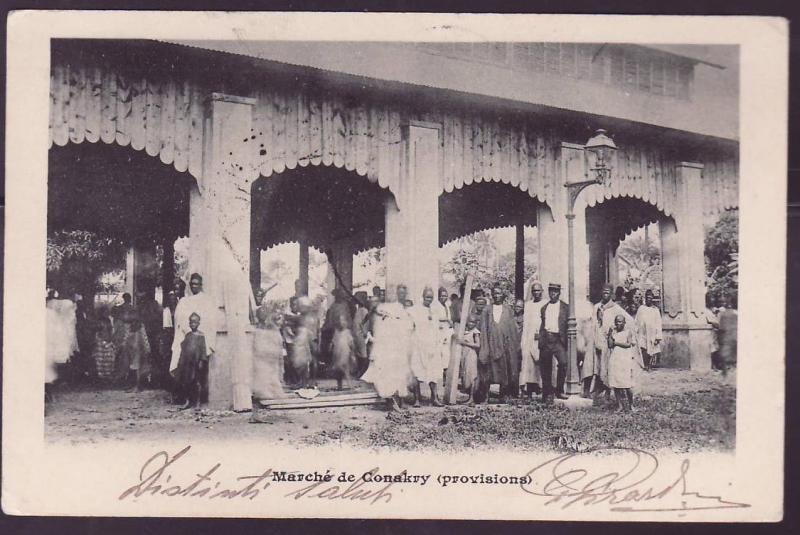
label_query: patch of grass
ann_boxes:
[308,384,736,453]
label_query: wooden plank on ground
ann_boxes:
[443,273,474,404]
[259,391,378,407]
[262,397,384,410]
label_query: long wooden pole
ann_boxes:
[443,273,474,404]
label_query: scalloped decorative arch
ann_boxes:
[50,57,738,218]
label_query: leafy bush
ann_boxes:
[705,210,738,307]
[46,230,126,297]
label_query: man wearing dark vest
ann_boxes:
[538,282,569,403]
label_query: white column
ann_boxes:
[539,142,592,307]
[125,246,135,297]
[677,162,712,371]
[659,162,712,370]
[197,92,257,410]
[676,162,708,322]
[537,204,567,290]
[124,244,158,306]
[331,239,354,294]
[573,197,591,311]
[660,218,683,321]
[384,122,441,303]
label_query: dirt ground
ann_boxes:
[45,368,736,453]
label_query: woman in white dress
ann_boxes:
[607,314,644,412]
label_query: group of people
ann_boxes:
[46,270,736,415]
[353,279,669,413]
[45,286,171,397]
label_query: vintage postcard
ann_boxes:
[2,12,787,520]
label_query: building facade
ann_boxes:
[48,40,739,408]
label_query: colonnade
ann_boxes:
[126,92,712,407]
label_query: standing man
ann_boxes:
[717,294,738,374]
[435,286,454,383]
[593,283,632,398]
[538,283,568,403]
[409,287,445,407]
[635,289,663,371]
[169,273,219,402]
[520,281,546,399]
[477,285,521,403]
[137,286,165,386]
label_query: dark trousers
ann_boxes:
[540,332,567,397]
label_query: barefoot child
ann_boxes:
[458,315,481,405]
[330,313,356,391]
[606,314,642,412]
[176,312,208,409]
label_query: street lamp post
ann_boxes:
[564,129,617,396]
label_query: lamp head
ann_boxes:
[584,129,617,183]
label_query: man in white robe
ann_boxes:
[170,273,220,375]
[635,289,663,370]
[410,287,445,407]
[520,281,546,398]
[434,287,454,379]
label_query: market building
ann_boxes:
[48,39,739,408]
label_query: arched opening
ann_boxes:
[585,196,675,310]
[439,181,547,300]
[47,141,195,386]
[48,142,194,301]
[250,165,394,303]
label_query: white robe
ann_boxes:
[520,299,545,385]
[362,301,414,397]
[434,300,454,369]
[410,304,444,384]
[170,292,220,372]
[635,305,663,355]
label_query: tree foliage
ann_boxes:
[616,228,662,292]
[705,210,739,307]
[46,230,127,296]
[444,239,537,298]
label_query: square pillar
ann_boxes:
[193,92,257,410]
[298,240,310,296]
[249,245,261,295]
[659,162,713,370]
[125,244,158,305]
[384,122,441,303]
[537,204,567,291]
[676,162,708,322]
[539,142,592,306]
[161,237,175,297]
[330,240,354,295]
[125,246,135,297]
[514,220,525,300]
[660,218,682,321]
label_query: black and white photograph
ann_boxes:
[2,12,786,521]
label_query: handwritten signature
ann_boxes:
[118,446,394,505]
[520,447,750,513]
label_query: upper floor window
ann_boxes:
[413,42,695,101]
